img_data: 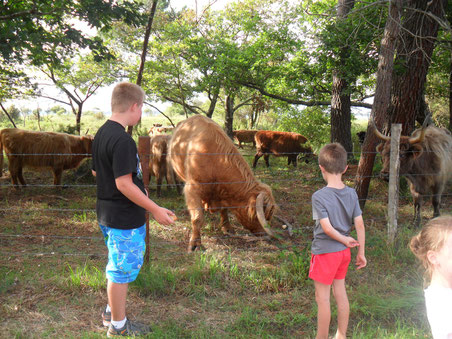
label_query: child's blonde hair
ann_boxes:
[410,215,452,284]
[318,143,347,174]
[111,82,145,113]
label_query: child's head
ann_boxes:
[410,215,452,285]
[111,82,145,114]
[318,143,347,174]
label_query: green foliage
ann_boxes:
[277,105,330,152]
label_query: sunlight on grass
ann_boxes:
[65,263,105,291]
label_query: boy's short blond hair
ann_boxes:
[318,143,347,174]
[111,82,145,113]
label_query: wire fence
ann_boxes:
[1,145,451,258]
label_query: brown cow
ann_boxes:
[233,130,258,149]
[169,115,277,252]
[149,134,182,197]
[252,130,309,168]
[0,128,93,186]
[148,124,174,137]
[375,124,452,227]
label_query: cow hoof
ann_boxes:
[187,243,205,252]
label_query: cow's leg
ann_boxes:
[185,184,204,252]
[238,141,243,149]
[9,157,24,187]
[410,187,422,228]
[156,173,162,197]
[53,168,63,186]
[253,152,263,168]
[220,209,234,234]
[432,185,443,218]
[264,154,270,167]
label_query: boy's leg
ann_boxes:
[314,280,331,339]
[107,280,128,321]
[332,279,349,339]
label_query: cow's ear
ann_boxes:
[409,144,423,159]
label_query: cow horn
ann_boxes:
[409,113,431,144]
[371,120,390,141]
[409,128,426,145]
[256,192,275,238]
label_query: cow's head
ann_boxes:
[374,125,425,181]
[81,135,94,155]
[235,184,276,237]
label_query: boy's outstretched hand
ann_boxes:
[355,253,367,269]
[152,207,176,226]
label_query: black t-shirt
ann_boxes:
[92,120,146,229]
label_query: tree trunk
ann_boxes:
[206,89,220,119]
[355,0,402,209]
[0,102,17,128]
[76,104,83,135]
[387,0,446,135]
[330,0,354,157]
[225,95,234,139]
[127,0,159,135]
[331,76,352,155]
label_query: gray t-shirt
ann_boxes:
[311,186,362,254]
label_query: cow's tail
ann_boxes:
[0,130,3,176]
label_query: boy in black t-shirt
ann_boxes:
[92,82,175,337]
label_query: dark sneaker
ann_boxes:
[102,311,111,327]
[107,319,152,337]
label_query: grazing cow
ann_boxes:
[149,134,182,197]
[253,130,308,168]
[375,124,452,227]
[148,124,174,137]
[169,115,277,252]
[233,130,258,149]
[0,128,93,186]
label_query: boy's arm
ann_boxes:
[319,217,359,248]
[115,173,175,226]
[353,215,367,269]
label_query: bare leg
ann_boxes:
[314,280,331,339]
[332,279,349,339]
[107,280,128,322]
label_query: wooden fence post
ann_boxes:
[138,136,151,262]
[387,123,401,244]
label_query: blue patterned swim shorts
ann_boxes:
[99,224,146,284]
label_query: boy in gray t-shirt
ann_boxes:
[309,143,366,339]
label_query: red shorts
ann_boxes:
[309,248,351,285]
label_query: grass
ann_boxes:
[1,143,449,338]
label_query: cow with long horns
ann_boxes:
[374,122,452,227]
[169,115,276,252]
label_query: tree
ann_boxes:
[355,0,402,209]
[386,0,447,135]
[330,0,355,157]
[0,0,145,67]
[39,54,120,134]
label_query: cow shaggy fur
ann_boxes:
[0,128,93,186]
[253,130,309,168]
[376,125,452,227]
[149,134,182,197]
[233,130,257,149]
[169,115,276,252]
